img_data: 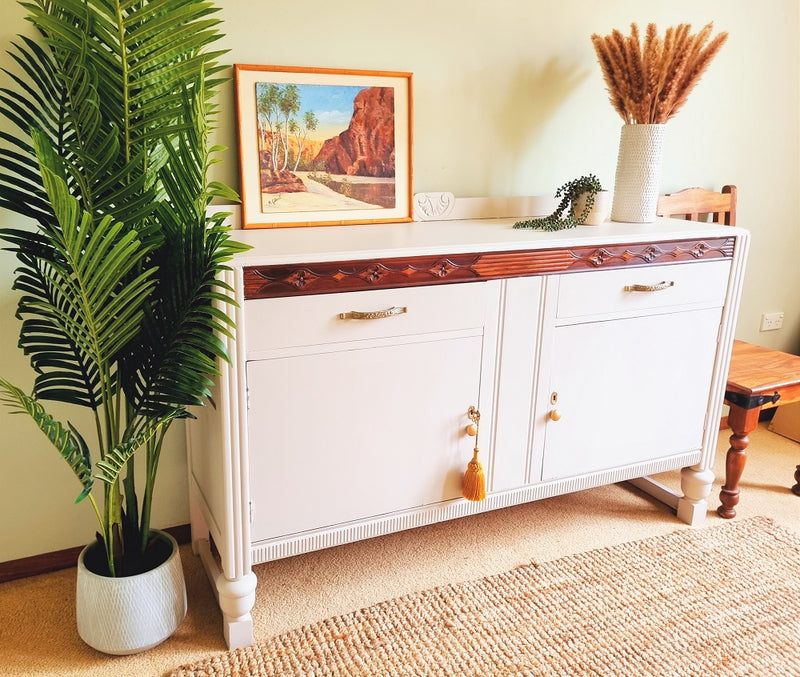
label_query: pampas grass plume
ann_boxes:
[591,22,728,124]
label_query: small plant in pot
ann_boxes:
[514,174,608,230]
[0,0,246,654]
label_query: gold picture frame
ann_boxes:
[234,64,413,228]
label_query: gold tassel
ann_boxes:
[462,446,486,501]
[462,406,486,501]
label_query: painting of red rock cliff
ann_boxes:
[235,65,412,228]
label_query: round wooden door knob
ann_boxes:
[466,423,479,436]
[549,409,562,421]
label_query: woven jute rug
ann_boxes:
[172,517,800,676]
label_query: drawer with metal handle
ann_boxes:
[556,259,731,320]
[244,281,496,355]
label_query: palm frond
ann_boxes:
[119,77,246,416]
[15,272,105,407]
[0,377,94,503]
[0,0,243,573]
[0,35,65,226]
[94,408,184,486]
[4,129,159,407]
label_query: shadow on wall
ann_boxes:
[497,57,591,163]
[440,57,591,194]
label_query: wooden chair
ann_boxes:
[656,184,737,225]
[656,185,800,519]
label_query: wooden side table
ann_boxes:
[718,340,800,518]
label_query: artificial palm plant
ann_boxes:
[0,0,246,576]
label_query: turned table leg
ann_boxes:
[718,405,762,519]
[792,465,800,497]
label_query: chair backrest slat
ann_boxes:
[656,185,737,226]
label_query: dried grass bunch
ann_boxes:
[591,23,728,125]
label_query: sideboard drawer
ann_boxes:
[244,281,492,354]
[556,259,731,320]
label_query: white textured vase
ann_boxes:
[611,124,665,223]
[76,531,187,655]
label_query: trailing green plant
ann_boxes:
[0,0,248,577]
[514,174,603,231]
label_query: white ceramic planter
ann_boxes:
[76,530,187,655]
[572,190,612,225]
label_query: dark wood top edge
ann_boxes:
[726,340,800,396]
[243,237,735,300]
[725,380,800,398]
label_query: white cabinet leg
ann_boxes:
[218,572,258,649]
[198,539,257,649]
[677,465,714,526]
[222,613,255,651]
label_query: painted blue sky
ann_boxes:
[256,82,367,139]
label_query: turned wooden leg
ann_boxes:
[718,405,761,519]
[792,465,800,497]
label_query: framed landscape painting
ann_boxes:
[234,64,413,228]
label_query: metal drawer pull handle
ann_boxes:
[624,280,675,292]
[338,306,407,320]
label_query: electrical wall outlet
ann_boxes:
[760,312,784,331]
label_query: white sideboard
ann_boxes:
[186,212,749,648]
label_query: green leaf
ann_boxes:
[0,377,93,503]
[95,409,183,487]
[2,129,160,408]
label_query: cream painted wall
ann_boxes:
[1,0,798,561]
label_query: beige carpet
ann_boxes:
[0,423,799,676]
[171,517,800,676]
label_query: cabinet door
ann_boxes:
[541,307,721,481]
[247,334,485,542]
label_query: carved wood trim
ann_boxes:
[243,237,735,300]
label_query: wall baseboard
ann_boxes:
[0,524,191,584]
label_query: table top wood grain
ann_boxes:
[726,340,800,407]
